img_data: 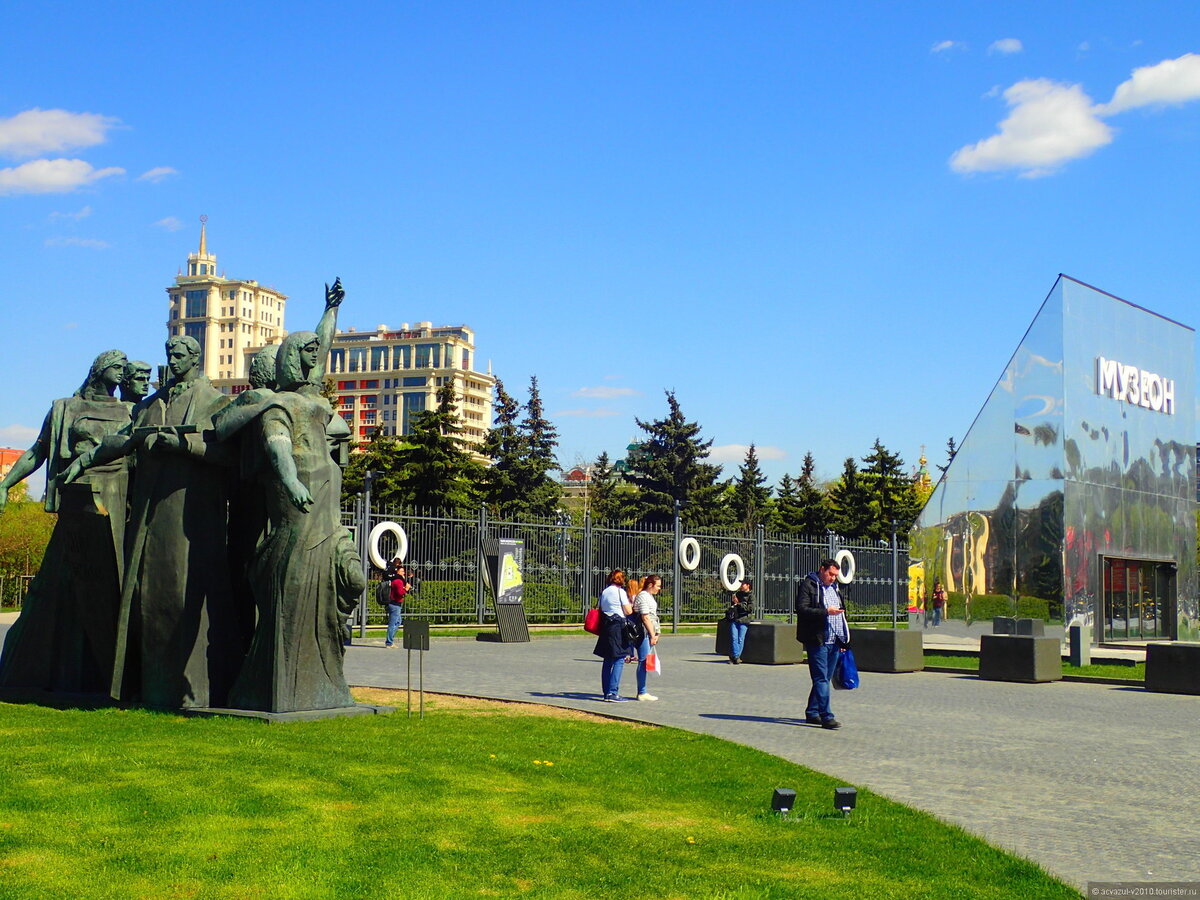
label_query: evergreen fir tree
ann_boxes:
[626,391,727,528]
[793,452,831,536]
[936,436,958,476]
[729,444,772,529]
[588,451,624,523]
[827,456,873,538]
[861,438,923,539]
[480,378,525,517]
[515,376,562,518]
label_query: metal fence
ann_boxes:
[345,502,910,630]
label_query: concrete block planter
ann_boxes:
[1145,642,1200,695]
[851,628,923,673]
[979,634,1062,683]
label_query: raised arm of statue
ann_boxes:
[0,412,52,514]
[310,277,343,385]
[263,409,312,512]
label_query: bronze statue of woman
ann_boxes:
[0,350,131,694]
[227,280,366,712]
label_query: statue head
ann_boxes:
[248,344,280,390]
[275,331,319,391]
[78,349,128,398]
[165,336,202,383]
[120,360,152,402]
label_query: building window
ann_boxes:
[362,380,379,389]
[370,347,388,371]
[338,380,356,390]
[394,346,411,369]
[462,349,470,370]
[414,343,440,368]
[348,348,366,372]
[402,376,426,387]
[185,290,207,318]
[183,322,206,345]
[330,348,345,373]
[362,395,377,408]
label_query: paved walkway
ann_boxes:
[344,632,1197,891]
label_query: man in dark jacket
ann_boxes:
[795,558,849,729]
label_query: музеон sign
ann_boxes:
[1095,356,1175,415]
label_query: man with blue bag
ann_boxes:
[795,558,851,730]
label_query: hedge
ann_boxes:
[944,592,1051,621]
[395,580,575,624]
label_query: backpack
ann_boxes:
[376,580,392,608]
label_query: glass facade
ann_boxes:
[913,277,1196,642]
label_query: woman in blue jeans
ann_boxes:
[633,575,663,701]
[726,579,753,664]
[592,569,633,701]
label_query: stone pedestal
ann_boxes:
[715,617,732,656]
[1145,642,1200,695]
[851,628,923,673]
[1068,625,1092,667]
[993,616,1016,635]
[979,635,1062,683]
[1015,618,1045,636]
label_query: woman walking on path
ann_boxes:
[930,581,946,627]
[633,575,663,701]
[593,569,633,702]
[726,579,753,664]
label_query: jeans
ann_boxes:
[729,620,747,659]
[805,642,840,721]
[636,634,655,694]
[601,656,626,698]
[386,603,403,646]
[931,606,942,626]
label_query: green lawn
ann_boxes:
[924,651,1144,681]
[0,692,1079,899]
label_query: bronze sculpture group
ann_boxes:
[0,281,366,713]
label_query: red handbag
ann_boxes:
[583,607,602,635]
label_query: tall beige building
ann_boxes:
[165,223,495,456]
[166,219,287,382]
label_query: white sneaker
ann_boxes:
[637,693,658,702]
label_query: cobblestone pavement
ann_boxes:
[344,633,1198,890]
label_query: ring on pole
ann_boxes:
[368,521,408,571]
[835,549,855,584]
[678,537,701,572]
[719,553,745,591]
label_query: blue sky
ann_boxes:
[3,2,1200,500]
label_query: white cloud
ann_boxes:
[154,216,184,232]
[553,408,620,418]
[45,236,111,249]
[573,386,639,399]
[989,38,1023,55]
[0,424,38,446]
[138,166,178,183]
[48,204,92,222]
[931,40,965,54]
[708,444,788,464]
[0,108,119,159]
[950,79,1111,177]
[1097,53,1200,115]
[0,158,124,195]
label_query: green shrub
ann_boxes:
[402,580,574,624]
[944,592,1051,621]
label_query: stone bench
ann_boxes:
[1145,642,1200,695]
[850,628,923,673]
[992,616,1044,636]
[716,620,805,664]
[979,634,1062,683]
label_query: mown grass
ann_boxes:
[0,691,1079,900]
[924,650,1144,681]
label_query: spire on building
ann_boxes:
[198,214,208,257]
[185,215,217,278]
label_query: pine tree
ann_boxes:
[827,457,873,538]
[936,436,958,476]
[588,451,624,523]
[626,391,727,528]
[349,382,482,512]
[861,438,923,539]
[792,452,831,536]
[480,378,525,517]
[729,444,772,529]
[515,376,562,518]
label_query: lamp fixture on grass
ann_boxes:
[834,787,857,817]
[771,788,796,818]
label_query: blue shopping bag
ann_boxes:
[832,647,859,690]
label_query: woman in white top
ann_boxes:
[592,569,633,701]
[633,574,663,701]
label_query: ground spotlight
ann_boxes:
[771,788,796,817]
[834,787,857,817]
